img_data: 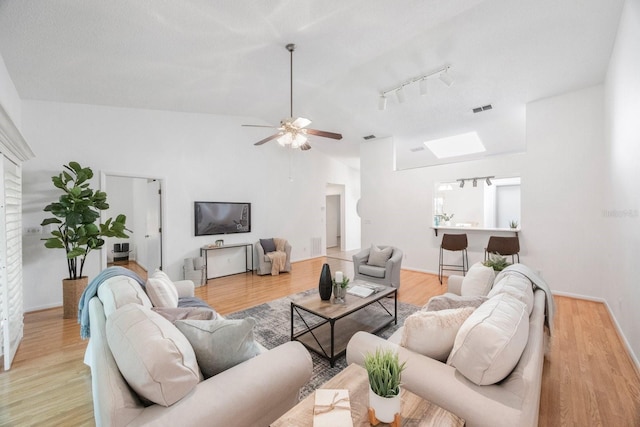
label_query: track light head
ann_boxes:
[486,177,492,186]
[473,179,478,187]
[419,78,428,96]
[396,86,406,103]
[378,95,387,111]
[439,69,454,87]
[459,180,465,188]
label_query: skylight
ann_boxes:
[424,132,485,159]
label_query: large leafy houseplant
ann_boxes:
[41,161,129,280]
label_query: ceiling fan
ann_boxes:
[243,43,342,151]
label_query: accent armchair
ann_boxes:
[352,245,403,288]
[256,238,292,276]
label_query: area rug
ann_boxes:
[226,289,419,398]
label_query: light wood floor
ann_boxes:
[1,257,639,426]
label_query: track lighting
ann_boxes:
[439,68,454,87]
[378,95,387,111]
[378,64,452,109]
[456,175,495,188]
[419,78,428,96]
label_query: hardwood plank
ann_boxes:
[0,258,638,426]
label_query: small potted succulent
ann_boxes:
[364,347,406,424]
[509,220,519,229]
[483,253,510,271]
[332,272,349,303]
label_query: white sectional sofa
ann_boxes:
[346,265,551,427]
[85,273,313,427]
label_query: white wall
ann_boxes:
[361,85,605,296]
[0,53,21,129]
[20,101,360,311]
[603,0,640,364]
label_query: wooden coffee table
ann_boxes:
[290,282,397,367]
[271,364,465,426]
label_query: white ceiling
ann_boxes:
[0,0,625,169]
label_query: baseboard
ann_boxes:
[25,302,63,313]
[551,290,640,377]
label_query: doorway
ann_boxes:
[100,173,164,274]
[326,183,345,254]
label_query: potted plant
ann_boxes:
[332,275,349,303]
[483,253,510,271]
[364,347,406,424]
[509,220,519,229]
[441,212,454,226]
[41,161,130,318]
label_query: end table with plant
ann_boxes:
[41,161,130,318]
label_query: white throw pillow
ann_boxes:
[488,273,535,315]
[175,318,261,378]
[367,245,393,267]
[460,263,496,296]
[98,276,152,318]
[146,271,179,308]
[106,304,201,406]
[448,293,529,385]
[401,307,475,362]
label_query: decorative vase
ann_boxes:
[333,284,346,304]
[369,387,401,423]
[318,263,332,300]
[63,276,88,319]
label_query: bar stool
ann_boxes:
[439,233,469,284]
[484,236,520,264]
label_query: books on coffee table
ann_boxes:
[347,283,385,298]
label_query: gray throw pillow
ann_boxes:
[175,318,260,378]
[152,306,217,323]
[424,294,488,311]
[260,238,276,253]
[367,244,393,267]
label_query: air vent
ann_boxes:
[472,104,493,114]
[410,146,426,152]
[363,135,376,140]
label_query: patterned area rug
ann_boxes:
[226,289,419,398]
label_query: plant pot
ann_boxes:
[318,263,332,300]
[369,387,401,423]
[333,285,346,304]
[63,277,88,319]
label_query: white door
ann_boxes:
[145,180,162,272]
[326,194,340,248]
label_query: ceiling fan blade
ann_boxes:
[306,129,343,140]
[292,117,311,128]
[300,142,312,151]
[254,133,281,146]
[242,124,278,128]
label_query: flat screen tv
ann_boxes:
[194,201,251,236]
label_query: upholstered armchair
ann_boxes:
[352,245,403,288]
[256,238,292,276]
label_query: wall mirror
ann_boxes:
[433,176,521,229]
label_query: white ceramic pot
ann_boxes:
[369,387,401,423]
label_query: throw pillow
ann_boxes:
[447,293,529,385]
[98,276,153,318]
[260,238,276,253]
[367,244,393,267]
[152,306,217,323]
[106,303,201,407]
[424,294,488,312]
[146,271,179,308]
[400,307,475,362]
[460,262,496,297]
[488,272,535,315]
[175,317,261,378]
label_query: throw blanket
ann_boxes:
[78,266,145,339]
[495,264,556,335]
[266,238,288,275]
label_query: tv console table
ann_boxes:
[200,243,254,280]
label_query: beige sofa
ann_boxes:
[86,274,312,427]
[346,272,548,427]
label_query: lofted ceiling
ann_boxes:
[0,0,625,169]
